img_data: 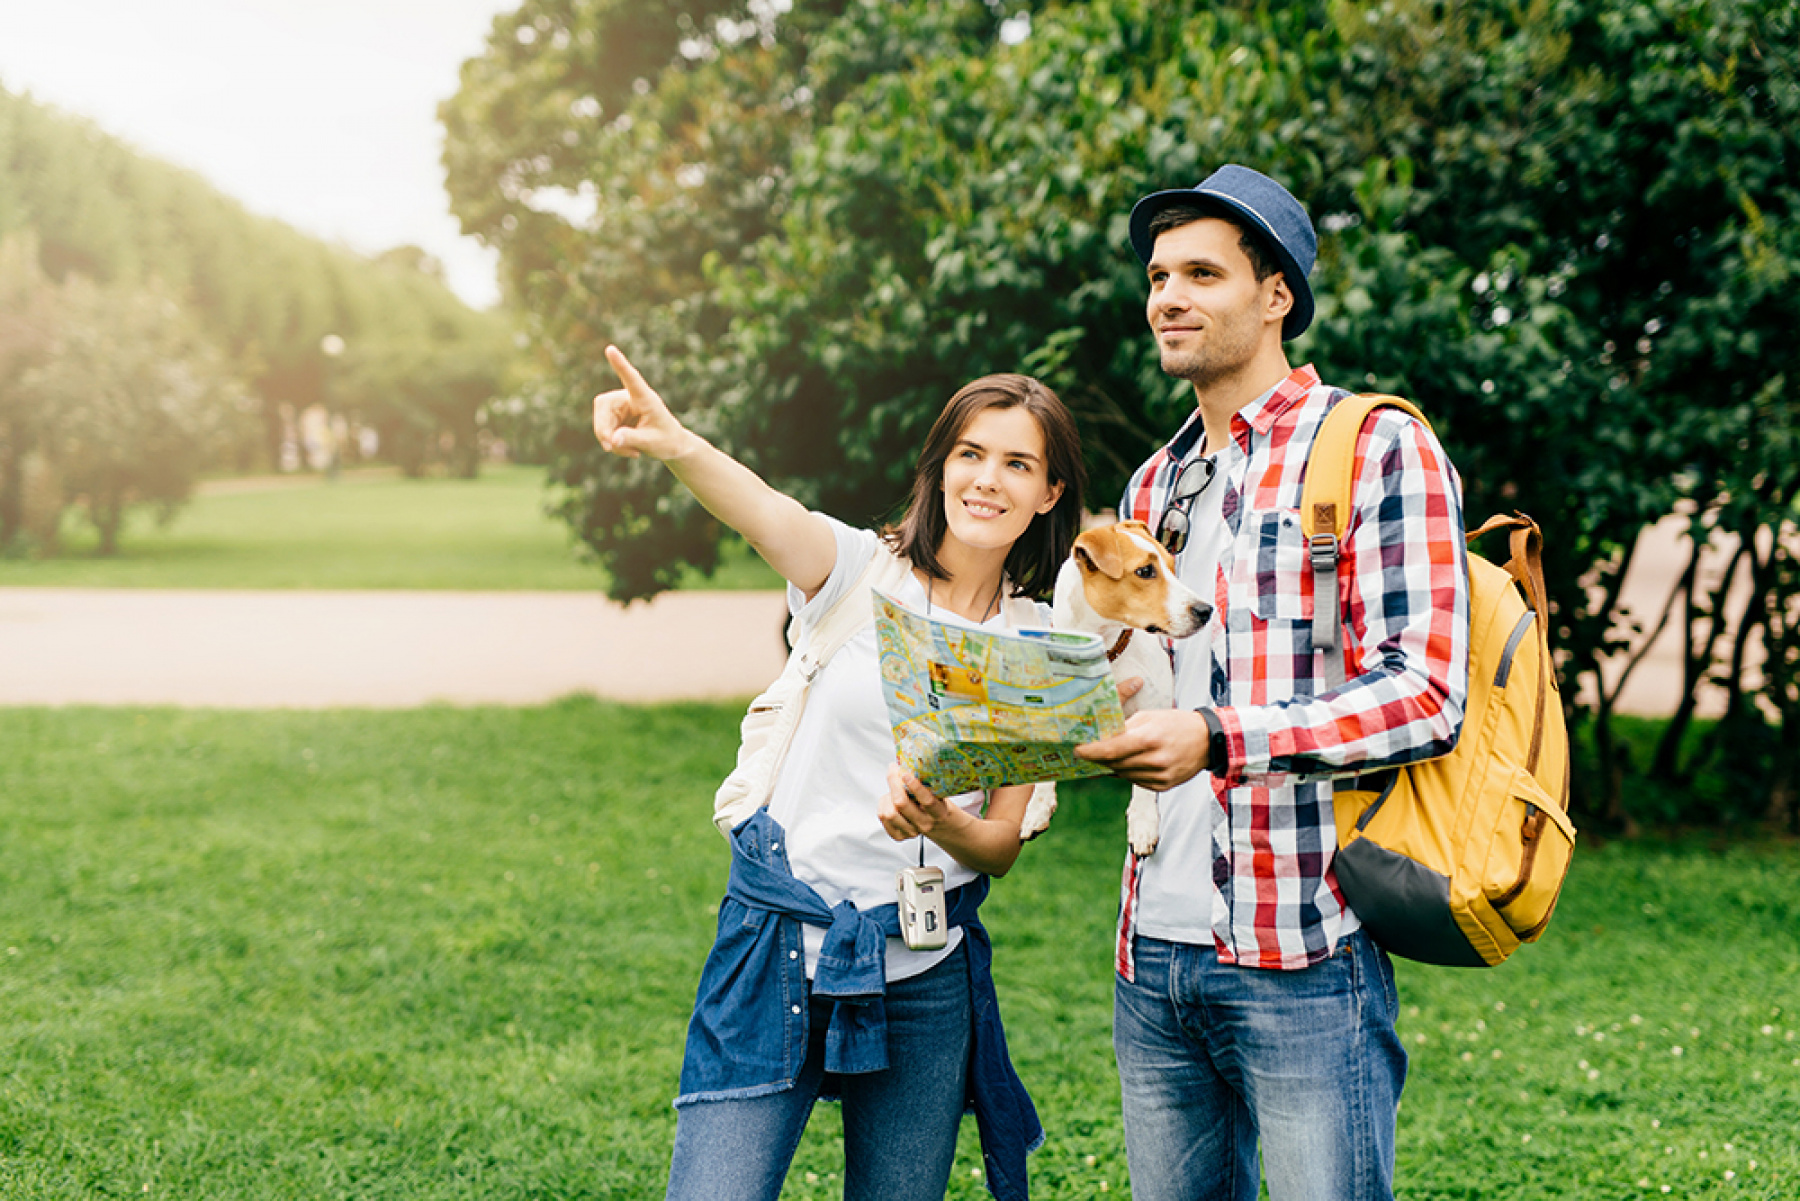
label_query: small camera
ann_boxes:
[896,865,948,951]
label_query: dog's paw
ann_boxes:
[1019,782,1058,841]
[1126,789,1160,857]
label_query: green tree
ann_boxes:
[442,0,1039,597]
[1,85,512,481]
[20,275,249,554]
[336,330,515,479]
[447,0,1800,824]
[1304,0,1800,823]
[0,231,57,548]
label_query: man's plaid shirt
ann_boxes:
[1116,364,1470,974]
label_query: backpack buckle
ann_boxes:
[1308,533,1339,569]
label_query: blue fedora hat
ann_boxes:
[1129,164,1317,340]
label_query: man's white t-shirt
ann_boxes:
[766,515,1052,982]
[1133,447,1231,946]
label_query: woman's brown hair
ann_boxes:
[884,374,1086,600]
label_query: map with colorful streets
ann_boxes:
[873,589,1127,796]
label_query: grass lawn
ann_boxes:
[0,465,781,592]
[1,703,1795,1198]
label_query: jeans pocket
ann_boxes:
[1351,931,1399,1020]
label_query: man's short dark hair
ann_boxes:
[1145,203,1279,282]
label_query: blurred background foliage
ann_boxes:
[0,84,515,558]
[0,1,1793,834]
[442,0,1798,830]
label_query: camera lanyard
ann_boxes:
[924,574,1006,628]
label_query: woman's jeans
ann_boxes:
[1113,930,1408,1201]
[666,941,972,1201]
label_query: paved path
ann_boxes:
[0,512,1734,713]
[0,587,791,708]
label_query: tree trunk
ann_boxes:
[94,491,123,556]
[450,433,480,479]
[1599,535,1693,792]
[21,450,62,553]
[1695,529,1777,777]
[1591,706,1638,837]
[1653,537,1747,781]
[1768,740,1797,833]
[0,427,22,547]
[262,397,286,473]
[1575,538,1643,829]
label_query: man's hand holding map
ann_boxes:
[873,590,1125,796]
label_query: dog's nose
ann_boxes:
[1190,601,1214,626]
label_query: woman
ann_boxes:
[593,345,1085,1201]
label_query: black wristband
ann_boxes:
[1197,708,1228,775]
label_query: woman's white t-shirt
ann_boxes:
[766,516,1052,983]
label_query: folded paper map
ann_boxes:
[873,589,1126,796]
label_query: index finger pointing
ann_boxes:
[604,344,652,395]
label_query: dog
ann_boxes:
[1020,520,1213,854]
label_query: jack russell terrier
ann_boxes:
[1020,520,1212,854]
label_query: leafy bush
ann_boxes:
[443,0,1800,823]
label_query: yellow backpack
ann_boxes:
[1302,394,1575,967]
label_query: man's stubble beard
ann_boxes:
[1159,318,1260,390]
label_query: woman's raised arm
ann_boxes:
[594,345,837,596]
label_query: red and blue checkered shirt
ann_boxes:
[1116,364,1470,973]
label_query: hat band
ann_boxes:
[1198,188,1283,255]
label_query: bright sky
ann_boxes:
[0,0,518,309]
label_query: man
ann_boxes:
[1076,165,1471,1200]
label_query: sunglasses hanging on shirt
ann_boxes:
[1158,456,1217,555]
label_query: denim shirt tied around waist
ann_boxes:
[676,809,1044,1201]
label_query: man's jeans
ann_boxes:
[666,941,972,1201]
[1114,931,1407,1201]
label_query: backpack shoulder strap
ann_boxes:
[797,539,911,673]
[712,537,916,839]
[1299,393,1432,680]
[1299,393,1432,541]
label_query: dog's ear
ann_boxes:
[1116,518,1176,568]
[1073,527,1125,579]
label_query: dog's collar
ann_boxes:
[1106,629,1135,662]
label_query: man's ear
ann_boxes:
[1266,273,1295,329]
